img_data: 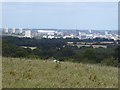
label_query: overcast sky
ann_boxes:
[2,2,118,30]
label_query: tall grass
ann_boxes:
[2,57,118,88]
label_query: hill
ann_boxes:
[2,57,118,88]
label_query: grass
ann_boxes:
[2,57,118,88]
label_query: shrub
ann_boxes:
[101,57,118,67]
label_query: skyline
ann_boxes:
[2,2,118,30]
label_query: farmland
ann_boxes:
[2,57,118,88]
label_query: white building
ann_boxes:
[12,28,16,33]
[105,31,108,36]
[48,35,55,39]
[4,28,9,33]
[43,35,47,38]
[24,30,31,38]
[19,28,23,33]
[37,30,55,35]
[89,30,92,33]
[63,35,73,39]
[86,34,93,39]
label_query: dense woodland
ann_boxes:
[2,36,119,67]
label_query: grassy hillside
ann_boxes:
[2,57,118,88]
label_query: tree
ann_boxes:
[82,49,96,63]
[60,47,75,57]
[2,41,18,57]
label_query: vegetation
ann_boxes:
[2,36,119,67]
[2,36,119,88]
[2,37,120,67]
[2,57,118,88]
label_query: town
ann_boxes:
[2,28,119,41]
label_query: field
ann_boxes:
[2,57,118,88]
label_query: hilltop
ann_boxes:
[2,57,118,88]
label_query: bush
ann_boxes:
[82,49,96,62]
[101,57,118,67]
[26,55,40,59]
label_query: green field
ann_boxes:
[2,57,118,88]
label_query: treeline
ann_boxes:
[2,36,119,67]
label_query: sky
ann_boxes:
[1,2,118,30]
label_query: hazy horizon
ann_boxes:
[1,2,118,30]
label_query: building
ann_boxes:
[105,31,108,36]
[4,28,9,33]
[37,30,55,35]
[24,30,31,38]
[89,30,92,33]
[12,28,16,33]
[19,28,23,33]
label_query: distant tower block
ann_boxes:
[89,30,92,33]
[4,28,8,33]
[79,32,81,36]
[79,32,82,39]
[12,28,16,33]
[25,30,31,38]
[105,31,108,35]
[19,28,23,33]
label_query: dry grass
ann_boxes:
[2,57,118,88]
